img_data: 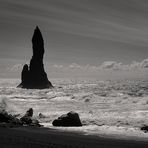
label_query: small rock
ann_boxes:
[20,108,33,125]
[39,113,46,118]
[25,108,33,117]
[141,125,148,133]
[0,110,11,122]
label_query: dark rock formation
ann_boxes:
[18,26,53,89]
[20,108,41,127]
[52,111,82,127]
[24,108,33,117]
[141,125,148,133]
[20,108,33,125]
[0,110,22,125]
[0,108,41,127]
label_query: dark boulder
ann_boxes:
[20,108,41,127]
[0,110,22,125]
[0,108,41,127]
[18,26,53,89]
[52,111,82,127]
[20,108,33,125]
[0,110,13,123]
[24,108,33,117]
[141,125,148,133]
[20,116,32,125]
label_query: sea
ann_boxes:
[1,78,148,138]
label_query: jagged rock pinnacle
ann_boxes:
[17,26,53,89]
[32,26,44,59]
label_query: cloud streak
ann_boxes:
[51,58,148,72]
[99,59,148,71]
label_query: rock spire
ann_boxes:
[18,26,53,89]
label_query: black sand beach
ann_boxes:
[0,127,148,148]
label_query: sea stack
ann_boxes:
[18,26,53,89]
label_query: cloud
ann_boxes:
[69,63,82,69]
[50,58,148,74]
[10,64,23,71]
[99,61,123,70]
[99,59,148,71]
[68,63,99,71]
[140,59,148,68]
[129,61,140,69]
[52,64,63,69]
[129,59,148,70]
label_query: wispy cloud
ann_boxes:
[50,58,148,72]
[10,64,23,71]
[52,64,63,69]
[100,59,148,71]
[140,59,148,68]
[99,61,123,70]
[69,63,82,69]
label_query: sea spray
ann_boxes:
[0,96,20,116]
[0,97,7,111]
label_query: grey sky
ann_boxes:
[0,0,148,79]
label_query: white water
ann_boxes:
[1,78,148,138]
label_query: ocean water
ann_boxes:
[1,78,148,138]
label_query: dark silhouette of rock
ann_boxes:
[0,108,41,127]
[141,125,148,133]
[0,110,22,125]
[20,108,41,127]
[0,110,12,123]
[18,26,53,89]
[25,108,33,117]
[52,111,82,127]
[20,108,33,125]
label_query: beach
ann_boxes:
[0,126,148,148]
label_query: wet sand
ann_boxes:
[0,127,148,148]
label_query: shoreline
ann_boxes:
[0,126,148,148]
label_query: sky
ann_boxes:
[1,0,148,79]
